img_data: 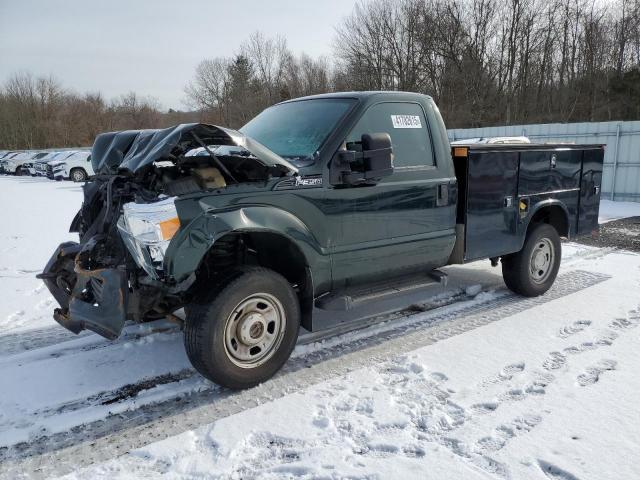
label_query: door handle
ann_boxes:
[436,184,448,206]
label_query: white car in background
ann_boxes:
[33,151,73,176]
[0,152,20,173]
[49,150,93,181]
[1,151,47,175]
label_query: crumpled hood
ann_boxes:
[91,123,298,175]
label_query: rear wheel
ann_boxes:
[70,168,87,182]
[184,267,300,389]
[502,223,561,297]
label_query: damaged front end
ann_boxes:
[37,177,155,339]
[38,123,297,340]
[39,241,128,339]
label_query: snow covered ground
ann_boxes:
[0,176,639,480]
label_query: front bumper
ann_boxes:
[34,163,48,176]
[37,242,128,339]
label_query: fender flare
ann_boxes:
[164,205,329,285]
[518,198,571,250]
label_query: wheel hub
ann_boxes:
[237,313,267,346]
[529,238,554,283]
[224,293,287,368]
[533,250,548,269]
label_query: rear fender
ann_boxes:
[519,199,570,250]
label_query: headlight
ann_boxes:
[117,197,180,278]
[53,163,66,171]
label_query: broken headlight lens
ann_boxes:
[118,197,180,278]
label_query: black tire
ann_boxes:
[70,168,87,182]
[502,223,561,297]
[184,267,300,389]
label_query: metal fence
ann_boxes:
[448,121,640,202]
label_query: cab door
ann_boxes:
[326,101,456,288]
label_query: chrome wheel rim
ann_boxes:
[223,293,286,368]
[72,171,84,181]
[529,238,554,284]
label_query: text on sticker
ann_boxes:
[391,115,422,129]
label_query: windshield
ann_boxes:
[240,98,355,162]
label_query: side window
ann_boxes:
[346,102,434,168]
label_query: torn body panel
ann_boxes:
[38,242,127,339]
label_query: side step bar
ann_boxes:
[315,270,448,311]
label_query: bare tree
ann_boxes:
[184,57,231,123]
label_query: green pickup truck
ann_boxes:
[39,91,604,389]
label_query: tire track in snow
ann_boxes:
[0,320,180,359]
[0,270,610,479]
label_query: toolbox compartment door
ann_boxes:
[518,149,582,195]
[463,151,520,261]
[577,148,604,235]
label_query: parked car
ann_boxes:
[33,151,75,176]
[1,151,47,175]
[0,152,20,173]
[48,151,93,181]
[39,91,604,389]
[0,151,19,161]
[22,152,51,176]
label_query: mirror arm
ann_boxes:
[330,150,364,186]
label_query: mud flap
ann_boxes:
[38,242,128,340]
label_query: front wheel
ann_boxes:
[70,168,87,182]
[184,267,300,389]
[502,223,561,297]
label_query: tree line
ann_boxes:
[1,0,639,149]
[0,73,198,149]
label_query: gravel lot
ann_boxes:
[576,216,640,252]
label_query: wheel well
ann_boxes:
[192,231,313,329]
[528,205,569,238]
[70,167,86,176]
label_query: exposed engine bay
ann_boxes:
[37,123,298,339]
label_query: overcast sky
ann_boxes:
[0,0,357,110]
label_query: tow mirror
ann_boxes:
[330,133,394,186]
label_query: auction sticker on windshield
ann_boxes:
[391,115,422,129]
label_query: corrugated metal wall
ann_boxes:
[448,121,640,202]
